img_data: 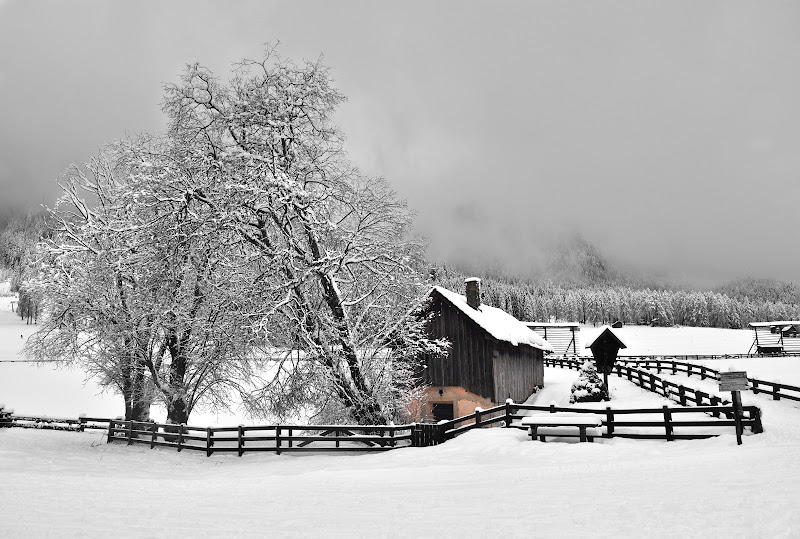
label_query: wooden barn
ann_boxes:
[748,321,800,354]
[420,278,553,422]
[525,322,580,356]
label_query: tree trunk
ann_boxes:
[166,397,189,425]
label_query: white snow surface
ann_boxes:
[579,324,756,356]
[5,290,800,536]
[432,286,553,350]
[582,324,627,349]
[4,384,800,537]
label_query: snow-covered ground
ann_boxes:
[4,291,800,536]
[580,324,756,356]
[0,294,254,425]
[3,404,800,537]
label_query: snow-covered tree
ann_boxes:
[569,360,609,403]
[25,137,263,424]
[161,48,446,424]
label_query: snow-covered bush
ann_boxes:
[569,361,609,403]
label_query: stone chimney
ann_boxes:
[465,277,481,310]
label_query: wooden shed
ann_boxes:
[420,279,553,422]
[748,321,800,354]
[525,322,580,355]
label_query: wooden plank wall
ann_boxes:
[492,345,544,403]
[423,298,494,399]
[423,293,544,403]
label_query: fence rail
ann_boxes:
[568,352,800,361]
[2,380,763,455]
[545,356,795,411]
[106,420,414,455]
[611,358,800,403]
[0,411,111,432]
[405,399,762,446]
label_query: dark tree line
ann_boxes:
[433,269,800,329]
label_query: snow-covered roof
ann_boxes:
[524,322,580,329]
[582,325,627,349]
[749,321,800,328]
[431,286,553,351]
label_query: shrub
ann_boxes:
[569,361,609,403]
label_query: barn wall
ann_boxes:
[423,296,495,400]
[491,345,544,403]
[413,387,495,422]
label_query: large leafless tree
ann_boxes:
[162,48,446,424]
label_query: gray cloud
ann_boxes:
[1,0,799,283]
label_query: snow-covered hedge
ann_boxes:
[569,361,609,403]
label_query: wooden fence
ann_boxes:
[106,421,414,455]
[0,410,110,432]
[401,400,762,445]
[546,356,781,414]
[571,352,798,361]
[3,380,763,455]
[613,358,800,403]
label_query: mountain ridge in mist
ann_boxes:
[445,233,800,306]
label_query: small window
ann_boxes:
[432,402,454,421]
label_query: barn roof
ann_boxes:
[430,286,554,351]
[582,325,627,349]
[525,322,580,329]
[749,321,800,328]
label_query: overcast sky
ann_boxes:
[1,1,799,284]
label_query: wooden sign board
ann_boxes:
[719,371,749,392]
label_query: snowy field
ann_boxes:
[3,392,800,537]
[4,291,800,536]
[0,295,252,425]
[580,324,756,356]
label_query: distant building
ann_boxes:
[749,321,800,354]
[419,279,553,421]
[525,322,580,355]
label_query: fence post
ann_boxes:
[773,383,781,401]
[127,421,133,445]
[751,380,759,395]
[710,396,720,418]
[390,426,396,448]
[505,400,513,427]
[678,386,687,406]
[106,420,114,443]
[475,407,482,428]
[549,403,556,414]
[78,417,86,433]
[663,406,674,441]
[177,424,184,452]
[672,362,677,375]
[150,422,157,449]
[276,426,282,455]
[206,427,213,457]
[695,390,706,406]
[238,425,244,457]
[605,407,614,437]
[751,407,764,434]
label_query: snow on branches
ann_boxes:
[26,47,446,426]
